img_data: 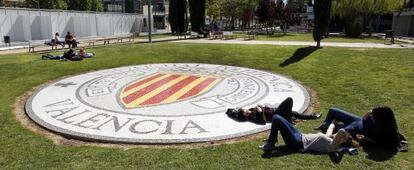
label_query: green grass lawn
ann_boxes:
[0,43,413,168]
[235,32,386,43]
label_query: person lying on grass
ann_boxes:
[42,49,94,61]
[315,106,408,152]
[226,97,322,125]
[259,114,358,153]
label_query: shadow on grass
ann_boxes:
[362,144,397,162]
[279,46,319,67]
[261,145,346,164]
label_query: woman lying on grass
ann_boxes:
[315,106,408,152]
[259,114,357,153]
[226,97,321,125]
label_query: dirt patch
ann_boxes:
[14,80,319,150]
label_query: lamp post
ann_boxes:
[148,0,152,43]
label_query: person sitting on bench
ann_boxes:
[65,32,77,48]
[54,32,65,47]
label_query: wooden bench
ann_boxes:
[177,33,190,39]
[244,31,256,40]
[116,34,135,43]
[223,32,237,40]
[28,40,46,52]
[190,32,199,38]
[211,31,224,40]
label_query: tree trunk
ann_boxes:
[316,40,321,48]
[367,14,372,37]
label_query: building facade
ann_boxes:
[102,0,143,13]
[392,0,414,36]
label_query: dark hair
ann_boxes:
[370,106,400,148]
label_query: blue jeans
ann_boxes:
[267,114,303,150]
[321,107,364,137]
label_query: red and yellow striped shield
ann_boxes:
[120,73,221,108]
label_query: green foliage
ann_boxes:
[206,0,221,18]
[66,0,91,11]
[206,0,258,20]
[24,0,101,11]
[189,0,206,33]
[344,17,363,37]
[125,0,136,13]
[332,0,406,17]
[90,0,103,11]
[25,0,68,10]
[313,0,332,47]
[255,0,275,24]
[169,0,187,34]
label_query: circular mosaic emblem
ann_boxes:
[26,63,310,144]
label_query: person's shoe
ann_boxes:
[258,143,276,151]
[311,112,322,119]
[314,123,327,131]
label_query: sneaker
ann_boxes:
[312,112,322,119]
[314,123,327,131]
[258,143,276,151]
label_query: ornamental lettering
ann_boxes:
[26,64,310,143]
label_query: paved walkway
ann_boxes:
[170,38,414,49]
[0,37,178,56]
[1,37,412,56]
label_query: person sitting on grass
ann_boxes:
[259,114,358,153]
[62,49,83,61]
[77,48,94,58]
[315,106,407,152]
[226,97,322,125]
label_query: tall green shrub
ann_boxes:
[189,0,206,33]
[313,0,332,48]
[25,0,68,10]
[169,0,187,34]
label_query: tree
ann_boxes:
[189,0,206,33]
[273,0,301,34]
[221,0,242,29]
[169,0,187,34]
[25,0,68,10]
[169,0,178,33]
[90,0,102,11]
[255,0,276,34]
[67,0,92,11]
[206,0,221,19]
[331,0,405,37]
[313,0,332,48]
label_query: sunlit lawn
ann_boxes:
[0,43,413,168]
[234,32,386,43]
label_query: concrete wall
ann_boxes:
[0,8,143,44]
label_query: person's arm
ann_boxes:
[326,122,336,136]
[356,134,375,143]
